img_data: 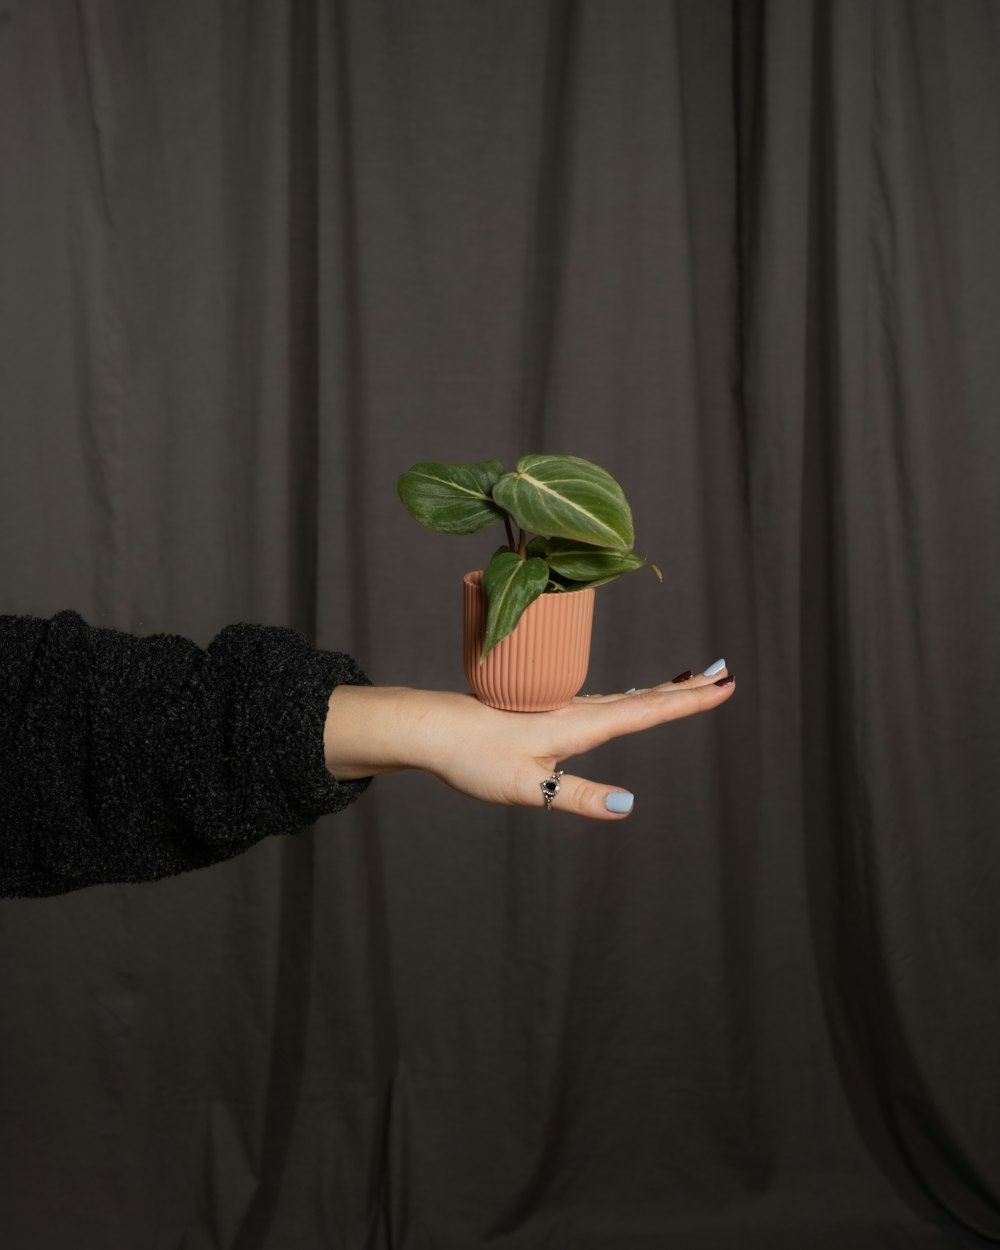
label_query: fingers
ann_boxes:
[566,669,735,755]
[530,772,636,821]
[651,666,726,691]
[572,665,727,704]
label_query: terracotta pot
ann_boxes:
[463,569,595,712]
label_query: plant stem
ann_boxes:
[504,515,515,551]
[518,528,526,559]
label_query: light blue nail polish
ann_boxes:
[702,658,726,676]
[606,792,634,814]
[625,687,637,695]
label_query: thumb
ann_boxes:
[537,772,635,821]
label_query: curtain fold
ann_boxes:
[738,0,1000,1241]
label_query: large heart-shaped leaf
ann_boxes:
[492,455,633,549]
[398,460,507,534]
[481,551,549,660]
[545,538,658,587]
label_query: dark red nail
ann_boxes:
[671,670,693,683]
[714,674,735,687]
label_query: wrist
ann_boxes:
[323,684,421,781]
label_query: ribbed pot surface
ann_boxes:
[463,569,594,712]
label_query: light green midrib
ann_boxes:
[487,559,546,628]
[484,567,521,650]
[516,473,625,542]
[414,470,493,502]
[495,569,519,613]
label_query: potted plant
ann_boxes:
[398,454,660,712]
[397,455,665,710]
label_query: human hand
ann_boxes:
[324,664,735,820]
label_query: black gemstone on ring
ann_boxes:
[542,780,560,796]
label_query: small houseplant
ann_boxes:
[398,454,660,711]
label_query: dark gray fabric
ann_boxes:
[0,609,372,897]
[0,0,997,1246]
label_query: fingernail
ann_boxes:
[606,792,634,814]
[625,687,637,695]
[714,674,735,687]
[671,670,693,683]
[702,658,726,676]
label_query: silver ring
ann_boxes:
[540,770,564,811]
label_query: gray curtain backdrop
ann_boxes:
[1,1,998,1247]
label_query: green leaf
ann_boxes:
[545,538,654,588]
[525,535,549,558]
[481,551,549,660]
[492,455,634,549]
[398,460,507,535]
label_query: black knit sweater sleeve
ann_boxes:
[0,610,373,898]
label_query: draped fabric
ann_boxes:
[1,1,997,1245]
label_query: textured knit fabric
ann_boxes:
[0,610,373,898]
